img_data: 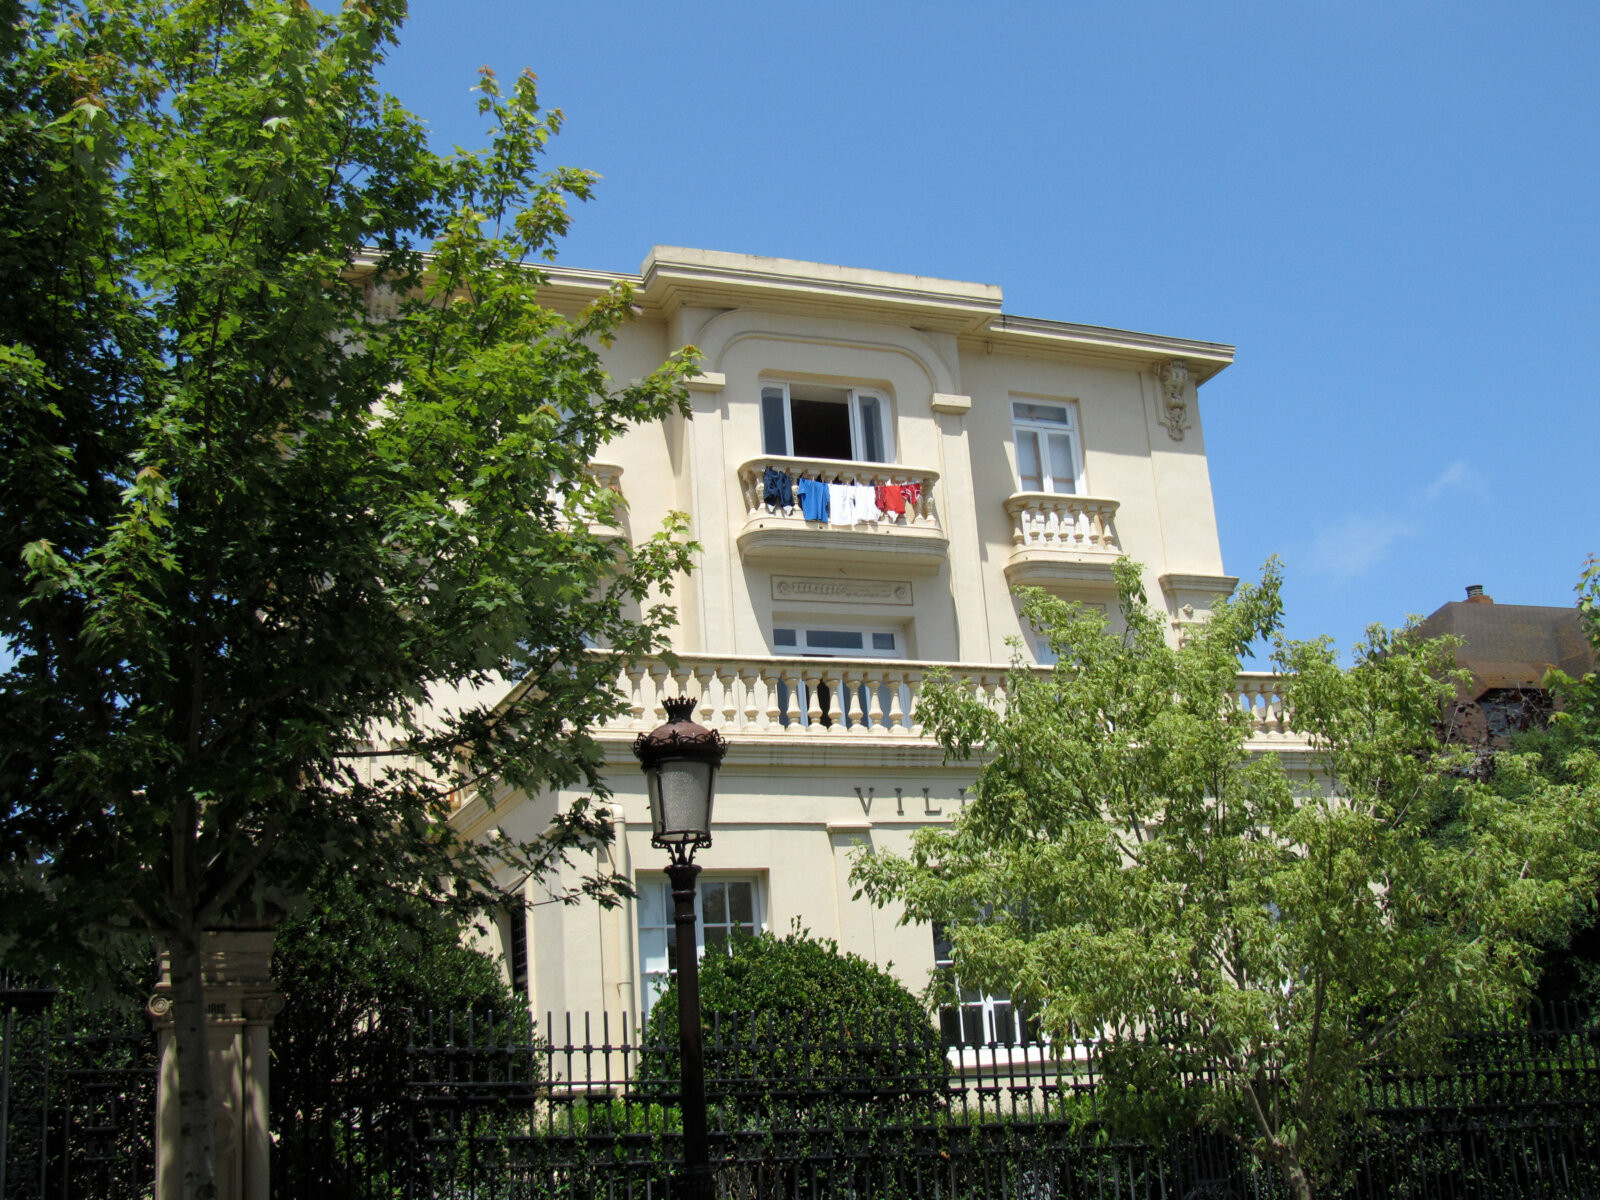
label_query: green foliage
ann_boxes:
[0,0,694,986]
[270,872,530,1197]
[853,558,1600,1199]
[641,928,946,1121]
[0,4,696,1192]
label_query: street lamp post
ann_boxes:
[633,696,728,1200]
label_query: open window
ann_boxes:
[762,382,893,463]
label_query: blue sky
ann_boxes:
[378,1,1598,658]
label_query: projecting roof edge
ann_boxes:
[967,314,1236,383]
[637,246,1004,333]
[353,248,1236,379]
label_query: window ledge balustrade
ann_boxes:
[582,653,1307,750]
[1002,492,1123,590]
[735,456,947,575]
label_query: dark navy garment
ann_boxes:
[762,466,794,508]
[796,477,829,522]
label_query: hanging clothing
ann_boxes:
[852,483,880,522]
[877,483,906,516]
[901,482,922,513]
[762,466,794,510]
[828,481,855,525]
[796,476,829,522]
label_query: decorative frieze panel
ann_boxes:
[771,576,913,605]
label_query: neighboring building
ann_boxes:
[445,247,1307,1033]
[1418,585,1597,747]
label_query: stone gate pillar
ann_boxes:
[147,930,284,1200]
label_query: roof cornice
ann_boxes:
[353,246,1236,382]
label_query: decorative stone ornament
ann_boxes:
[1160,360,1191,441]
[633,696,729,861]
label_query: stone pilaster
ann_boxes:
[147,929,284,1200]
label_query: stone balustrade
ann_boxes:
[736,456,941,530]
[1003,492,1121,554]
[594,654,1303,746]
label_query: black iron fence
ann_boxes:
[267,1004,1600,1200]
[0,979,156,1200]
[7,992,1599,1200]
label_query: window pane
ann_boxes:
[639,880,668,927]
[728,882,754,926]
[856,394,885,462]
[1017,431,1043,492]
[990,1001,1015,1044]
[789,397,852,460]
[702,882,727,925]
[807,629,864,650]
[939,1008,962,1047]
[1047,432,1076,494]
[640,928,669,977]
[871,632,896,651]
[961,1008,985,1046]
[1013,402,1070,425]
[773,628,797,647]
[703,926,727,952]
[761,388,788,456]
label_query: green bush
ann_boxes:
[639,928,946,1122]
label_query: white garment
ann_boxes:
[828,482,854,525]
[852,483,880,522]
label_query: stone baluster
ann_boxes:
[823,666,843,730]
[625,663,647,728]
[867,672,886,731]
[886,670,908,734]
[694,666,716,727]
[804,667,825,733]
[783,666,805,733]
[737,667,757,731]
[647,663,671,726]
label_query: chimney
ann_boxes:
[1464,584,1493,604]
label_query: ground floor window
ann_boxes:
[638,875,763,1019]
[933,923,1038,1047]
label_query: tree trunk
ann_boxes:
[168,927,219,1200]
[1282,1159,1313,1200]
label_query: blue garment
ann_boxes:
[762,466,794,508]
[796,476,829,522]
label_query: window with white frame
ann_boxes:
[761,382,893,463]
[1011,400,1081,494]
[637,875,763,1019]
[771,622,908,729]
[933,922,1038,1048]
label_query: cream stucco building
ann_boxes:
[446,247,1303,1038]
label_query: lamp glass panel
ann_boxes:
[649,759,716,842]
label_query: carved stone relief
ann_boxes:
[1159,360,1190,441]
[771,576,913,605]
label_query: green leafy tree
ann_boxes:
[642,928,946,1122]
[1524,555,1600,1006]
[269,874,529,1196]
[0,2,695,1196]
[853,560,1600,1200]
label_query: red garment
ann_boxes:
[877,483,905,515]
[901,482,922,510]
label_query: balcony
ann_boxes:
[735,456,947,574]
[590,654,1304,749]
[1002,492,1122,591]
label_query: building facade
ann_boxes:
[444,247,1305,1030]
